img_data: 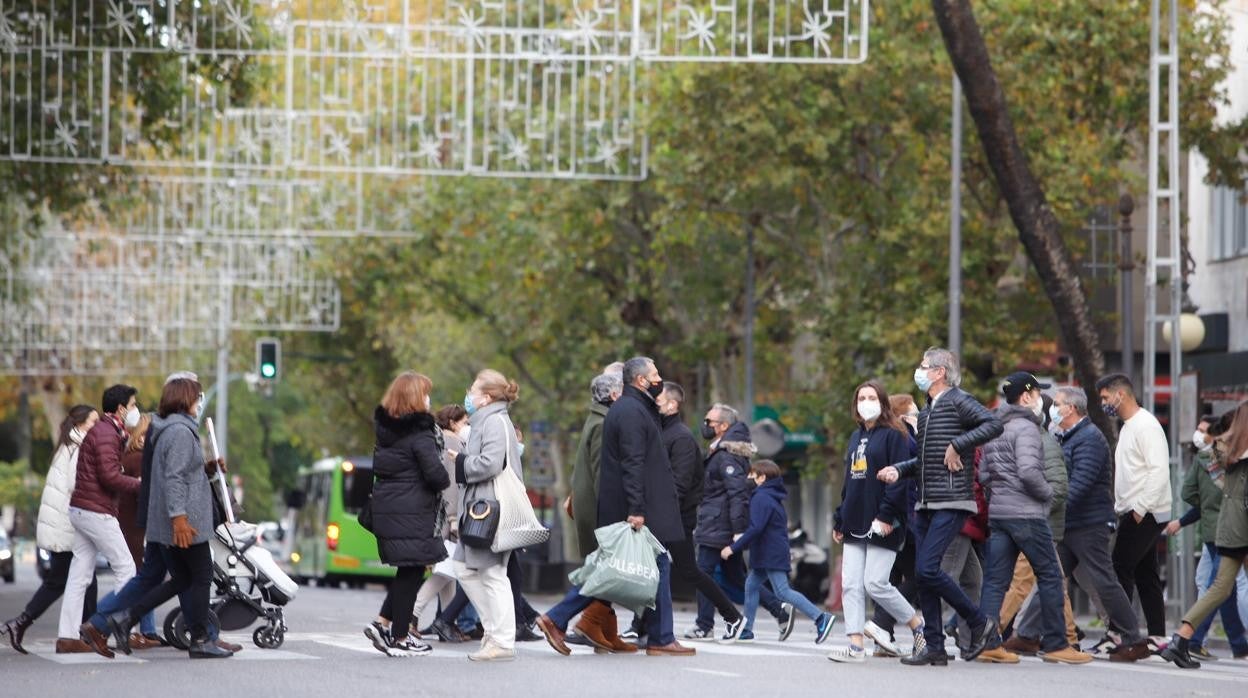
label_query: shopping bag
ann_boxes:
[568,522,666,614]
[490,416,550,552]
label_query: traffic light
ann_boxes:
[256,338,281,381]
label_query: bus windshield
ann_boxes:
[341,468,373,514]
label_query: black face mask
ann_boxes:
[700,423,717,440]
[645,379,664,399]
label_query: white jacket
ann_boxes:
[36,430,86,552]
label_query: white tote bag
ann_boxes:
[490,415,551,553]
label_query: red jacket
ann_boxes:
[70,417,140,518]
[959,449,990,543]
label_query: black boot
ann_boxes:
[900,645,950,666]
[104,611,135,655]
[962,619,993,661]
[188,635,234,659]
[2,612,33,655]
[1160,634,1201,669]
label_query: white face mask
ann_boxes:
[459,424,471,440]
[857,399,882,422]
[1029,397,1044,418]
[123,405,141,428]
[1193,430,1211,451]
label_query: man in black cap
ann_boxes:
[973,372,1091,664]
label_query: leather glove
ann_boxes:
[563,495,574,520]
[171,515,198,548]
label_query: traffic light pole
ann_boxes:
[215,267,233,462]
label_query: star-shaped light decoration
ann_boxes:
[416,134,443,167]
[798,5,834,57]
[0,8,19,51]
[498,130,531,170]
[106,0,138,45]
[679,7,717,53]
[52,117,79,157]
[322,125,352,164]
[457,8,488,51]
[572,9,601,53]
[221,0,254,47]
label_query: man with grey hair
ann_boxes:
[1049,386,1150,662]
[568,372,623,558]
[878,347,1003,665]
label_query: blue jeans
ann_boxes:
[1192,543,1248,654]
[913,509,986,650]
[743,568,821,632]
[545,585,596,632]
[695,544,783,631]
[90,541,161,635]
[979,518,1067,652]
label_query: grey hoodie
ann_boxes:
[145,413,213,546]
[979,403,1052,520]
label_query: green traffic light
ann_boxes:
[261,364,277,378]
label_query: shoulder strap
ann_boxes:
[493,413,513,472]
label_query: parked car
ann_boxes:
[36,547,108,579]
[0,530,15,583]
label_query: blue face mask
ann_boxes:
[517,442,525,460]
[914,367,934,393]
[463,392,478,416]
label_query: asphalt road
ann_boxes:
[3,555,1247,698]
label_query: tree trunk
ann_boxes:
[931,0,1113,436]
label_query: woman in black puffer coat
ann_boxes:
[364,371,451,658]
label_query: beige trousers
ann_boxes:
[455,556,516,650]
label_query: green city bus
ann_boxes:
[287,456,394,587]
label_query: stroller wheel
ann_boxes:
[166,607,222,650]
[253,626,284,649]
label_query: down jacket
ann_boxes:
[1058,417,1116,532]
[371,407,451,567]
[661,413,704,533]
[694,421,755,548]
[71,417,140,518]
[36,431,88,552]
[895,387,1003,513]
[979,404,1051,519]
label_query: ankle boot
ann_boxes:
[1160,633,1201,669]
[189,635,234,659]
[3,612,33,655]
[104,611,135,655]
[599,605,638,653]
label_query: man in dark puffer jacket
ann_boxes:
[879,347,1002,665]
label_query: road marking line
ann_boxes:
[229,649,316,661]
[685,668,742,677]
[30,650,146,664]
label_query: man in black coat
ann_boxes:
[657,384,745,642]
[536,357,695,657]
[878,347,1003,665]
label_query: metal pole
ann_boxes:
[215,269,232,461]
[1118,194,1135,382]
[949,76,963,358]
[744,223,756,422]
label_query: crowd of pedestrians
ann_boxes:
[5,346,1248,671]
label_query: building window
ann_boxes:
[1211,185,1248,261]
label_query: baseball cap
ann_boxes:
[1001,371,1051,403]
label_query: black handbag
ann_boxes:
[358,497,375,533]
[459,497,500,549]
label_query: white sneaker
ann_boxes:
[863,621,900,657]
[1087,636,1120,660]
[827,646,866,663]
[468,643,516,662]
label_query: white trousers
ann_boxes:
[841,541,916,636]
[412,575,457,625]
[455,557,515,650]
[59,507,136,638]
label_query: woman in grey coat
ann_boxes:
[448,369,524,662]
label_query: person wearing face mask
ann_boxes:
[877,347,1003,665]
[829,381,924,663]
[1094,373,1172,645]
[690,403,794,642]
[1161,416,1248,660]
[971,373,1089,664]
[57,385,142,652]
[655,383,745,644]
[1047,386,1151,662]
[2,405,101,654]
[536,357,694,657]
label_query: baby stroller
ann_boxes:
[163,473,298,649]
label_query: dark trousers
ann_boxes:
[979,518,1068,652]
[380,566,424,639]
[1057,522,1143,644]
[695,544,782,630]
[913,509,985,650]
[1112,512,1166,637]
[24,550,98,623]
[507,553,538,627]
[872,533,918,638]
[669,538,741,630]
[127,543,213,641]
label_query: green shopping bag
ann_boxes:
[567,522,667,614]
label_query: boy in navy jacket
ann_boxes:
[720,460,836,644]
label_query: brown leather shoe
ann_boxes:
[55,638,96,654]
[1002,635,1041,656]
[597,604,639,654]
[646,641,696,656]
[1109,640,1152,663]
[217,639,243,653]
[535,615,571,656]
[572,602,614,651]
[78,624,115,659]
[130,633,161,651]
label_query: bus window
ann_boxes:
[341,468,373,514]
